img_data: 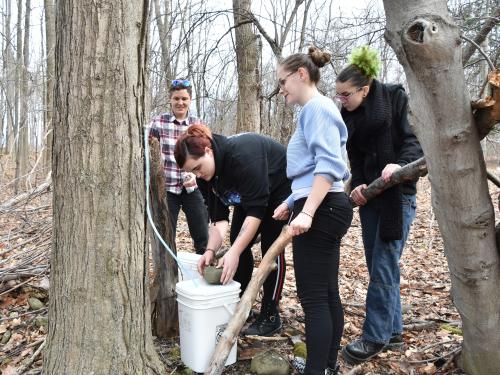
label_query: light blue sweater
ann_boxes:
[285,95,350,209]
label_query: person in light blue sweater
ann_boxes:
[273,46,353,375]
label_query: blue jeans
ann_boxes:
[359,193,417,344]
[167,189,208,254]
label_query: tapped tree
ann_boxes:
[382,1,499,374]
[44,1,165,373]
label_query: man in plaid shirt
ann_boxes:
[148,79,208,254]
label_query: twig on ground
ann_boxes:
[17,339,46,374]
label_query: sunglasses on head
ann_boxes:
[171,79,191,88]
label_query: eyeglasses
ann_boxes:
[334,87,363,102]
[278,71,295,88]
[171,79,191,88]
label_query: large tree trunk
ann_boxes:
[43,0,55,170]
[44,1,164,373]
[233,0,261,133]
[148,137,178,338]
[382,2,500,374]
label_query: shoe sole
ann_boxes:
[241,324,282,337]
[341,346,381,365]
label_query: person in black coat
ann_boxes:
[174,124,291,336]
[335,46,423,364]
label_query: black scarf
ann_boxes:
[343,80,403,241]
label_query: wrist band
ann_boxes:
[300,211,314,218]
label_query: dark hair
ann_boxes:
[336,64,372,87]
[280,46,331,84]
[169,80,192,98]
[174,124,212,167]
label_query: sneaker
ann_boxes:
[242,300,282,336]
[325,362,340,375]
[384,334,404,350]
[342,338,385,364]
[291,357,306,374]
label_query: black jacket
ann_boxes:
[342,82,423,195]
[198,133,291,222]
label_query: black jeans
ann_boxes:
[292,192,353,375]
[167,189,208,254]
[230,204,287,302]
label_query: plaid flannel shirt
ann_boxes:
[147,113,207,194]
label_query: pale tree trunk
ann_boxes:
[148,137,178,338]
[13,0,21,191]
[43,0,55,169]
[44,0,165,373]
[233,0,261,133]
[382,1,500,374]
[16,0,30,187]
[2,0,15,153]
[153,0,172,104]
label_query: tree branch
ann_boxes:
[462,7,500,66]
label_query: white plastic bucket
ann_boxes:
[177,252,202,281]
[176,278,241,373]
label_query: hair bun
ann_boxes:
[349,45,380,79]
[308,46,331,68]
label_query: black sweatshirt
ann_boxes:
[197,133,291,223]
[342,83,423,195]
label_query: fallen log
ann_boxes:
[205,226,292,375]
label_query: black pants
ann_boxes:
[292,192,353,375]
[167,189,208,254]
[230,204,287,302]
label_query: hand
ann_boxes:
[272,202,290,221]
[197,250,214,275]
[381,163,401,183]
[217,248,240,285]
[182,172,197,188]
[289,212,313,237]
[350,184,368,206]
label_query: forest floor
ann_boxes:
[0,160,499,375]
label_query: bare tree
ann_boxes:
[44,0,165,372]
[232,0,261,133]
[383,1,499,374]
[15,0,30,191]
[43,0,55,169]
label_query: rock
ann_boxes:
[28,297,44,310]
[174,368,194,375]
[1,330,11,344]
[293,341,307,359]
[35,316,49,327]
[203,266,223,285]
[250,350,290,375]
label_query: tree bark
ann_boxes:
[206,226,292,375]
[16,0,30,187]
[148,137,178,338]
[13,0,22,192]
[44,1,164,373]
[43,0,55,169]
[233,0,261,133]
[382,2,500,374]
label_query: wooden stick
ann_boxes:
[205,226,292,375]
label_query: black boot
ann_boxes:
[242,300,281,336]
[383,333,404,351]
[325,362,340,375]
[342,338,385,364]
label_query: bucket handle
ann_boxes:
[223,303,235,316]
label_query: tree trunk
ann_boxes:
[44,1,165,373]
[233,0,261,133]
[2,0,15,153]
[16,0,30,186]
[43,0,55,169]
[148,137,179,338]
[382,2,500,374]
[13,0,22,192]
